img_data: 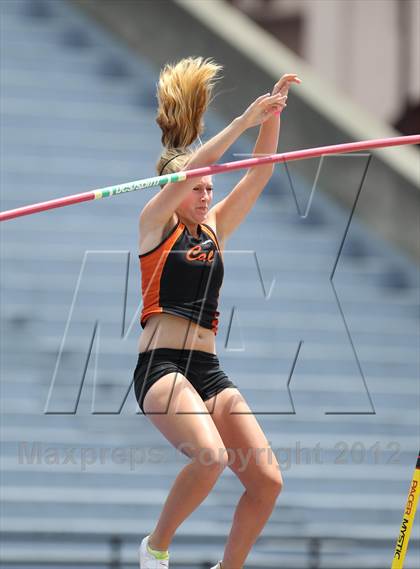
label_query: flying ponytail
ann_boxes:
[155,56,223,179]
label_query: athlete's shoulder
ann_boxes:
[139,214,182,258]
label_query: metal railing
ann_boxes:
[0,529,402,569]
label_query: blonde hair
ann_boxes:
[155,56,223,179]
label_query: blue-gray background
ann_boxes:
[1,1,419,567]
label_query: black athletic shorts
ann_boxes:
[133,347,237,414]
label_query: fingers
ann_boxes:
[264,93,286,104]
[256,92,273,101]
[269,93,288,113]
[273,74,302,92]
[264,94,286,113]
[279,73,301,83]
[268,94,286,109]
[258,92,286,101]
[255,94,285,114]
[252,87,291,123]
[272,102,287,113]
[257,89,290,107]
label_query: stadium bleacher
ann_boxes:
[1,0,419,567]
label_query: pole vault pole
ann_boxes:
[391,451,420,568]
[1,134,419,222]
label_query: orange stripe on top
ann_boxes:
[139,223,184,327]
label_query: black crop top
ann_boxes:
[139,217,224,334]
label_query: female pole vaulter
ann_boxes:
[133,56,300,569]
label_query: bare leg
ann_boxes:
[221,489,280,568]
[203,388,283,569]
[141,371,229,551]
[148,459,225,550]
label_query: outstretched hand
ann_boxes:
[240,73,302,128]
[240,92,287,128]
[271,73,301,114]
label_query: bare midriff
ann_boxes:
[137,312,216,355]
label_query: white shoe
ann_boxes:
[210,562,223,569]
[138,534,170,568]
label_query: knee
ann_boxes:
[248,471,284,501]
[271,472,284,496]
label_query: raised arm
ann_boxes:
[211,74,301,242]
[140,91,285,228]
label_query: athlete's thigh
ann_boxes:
[203,388,283,491]
[143,371,227,464]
